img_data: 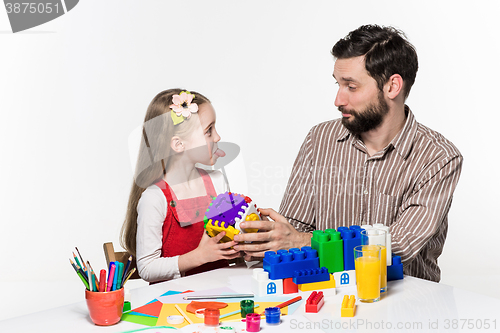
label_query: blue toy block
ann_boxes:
[263,246,320,280]
[387,255,404,281]
[337,226,362,271]
[293,267,330,285]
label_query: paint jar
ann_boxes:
[246,313,261,332]
[240,299,254,318]
[265,307,281,325]
[204,308,220,327]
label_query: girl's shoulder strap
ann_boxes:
[197,168,217,197]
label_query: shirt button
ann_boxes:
[364,189,369,195]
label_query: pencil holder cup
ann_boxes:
[85,288,124,326]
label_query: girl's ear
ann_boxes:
[171,136,185,153]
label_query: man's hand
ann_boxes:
[233,208,312,261]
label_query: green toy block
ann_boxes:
[311,229,344,273]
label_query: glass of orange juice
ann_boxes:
[354,245,381,303]
[361,229,387,293]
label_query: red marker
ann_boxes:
[106,263,115,292]
[99,269,106,292]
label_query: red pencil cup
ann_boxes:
[85,288,124,326]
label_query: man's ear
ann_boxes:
[171,136,184,153]
[385,74,404,100]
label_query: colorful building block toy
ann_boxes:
[333,270,356,288]
[387,255,404,281]
[341,295,356,317]
[293,267,330,285]
[251,268,283,297]
[311,229,344,273]
[362,224,392,265]
[337,226,362,271]
[204,192,260,243]
[283,278,298,294]
[305,291,324,313]
[263,247,320,280]
[298,274,336,296]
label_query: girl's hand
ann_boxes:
[194,232,242,264]
[178,232,242,273]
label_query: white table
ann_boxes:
[1,265,499,333]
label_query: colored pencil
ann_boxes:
[74,263,88,283]
[69,259,78,272]
[99,270,106,292]
[70,259,89,290]
[122,256,132,284]
[183,293,254,300]
[72,252,83,270]
[75,247,86,270]
[121,267,136,287]
[87,261,99,291]
[106,263,116,292]
[259,296,302,316]
[175,304,193,325]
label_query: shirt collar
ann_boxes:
[336,105,418,160]
[390,105,417,160]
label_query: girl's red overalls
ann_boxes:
[154,168,228,278]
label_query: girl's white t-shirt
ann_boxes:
[136,169,228,283]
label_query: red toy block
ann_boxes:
[283,277,298,294]
[305,291,324,313]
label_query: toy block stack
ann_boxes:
[310,224,403,288]
[259,247,336,298]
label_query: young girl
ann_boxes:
[120,89,241,283]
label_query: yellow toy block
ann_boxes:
[243,213,259,233]
[341,295,356,317]
[298,274,336,291]
[205,219,240,243]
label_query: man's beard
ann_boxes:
[340,92,389,135]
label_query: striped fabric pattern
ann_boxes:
[279,107,463,282]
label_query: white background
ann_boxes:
[0,0,498,321]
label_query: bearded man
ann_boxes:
[233,25,463,282]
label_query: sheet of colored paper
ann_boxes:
[121,312,159,326]
[131,300,164,317]
[156,303,190,328]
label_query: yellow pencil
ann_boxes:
[174,304,193,325]
[121,267,136,287]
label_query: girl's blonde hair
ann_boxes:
[120,88,210,256]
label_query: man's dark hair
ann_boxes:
[331,25,418,99]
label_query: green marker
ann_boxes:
[116,262,124,289]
